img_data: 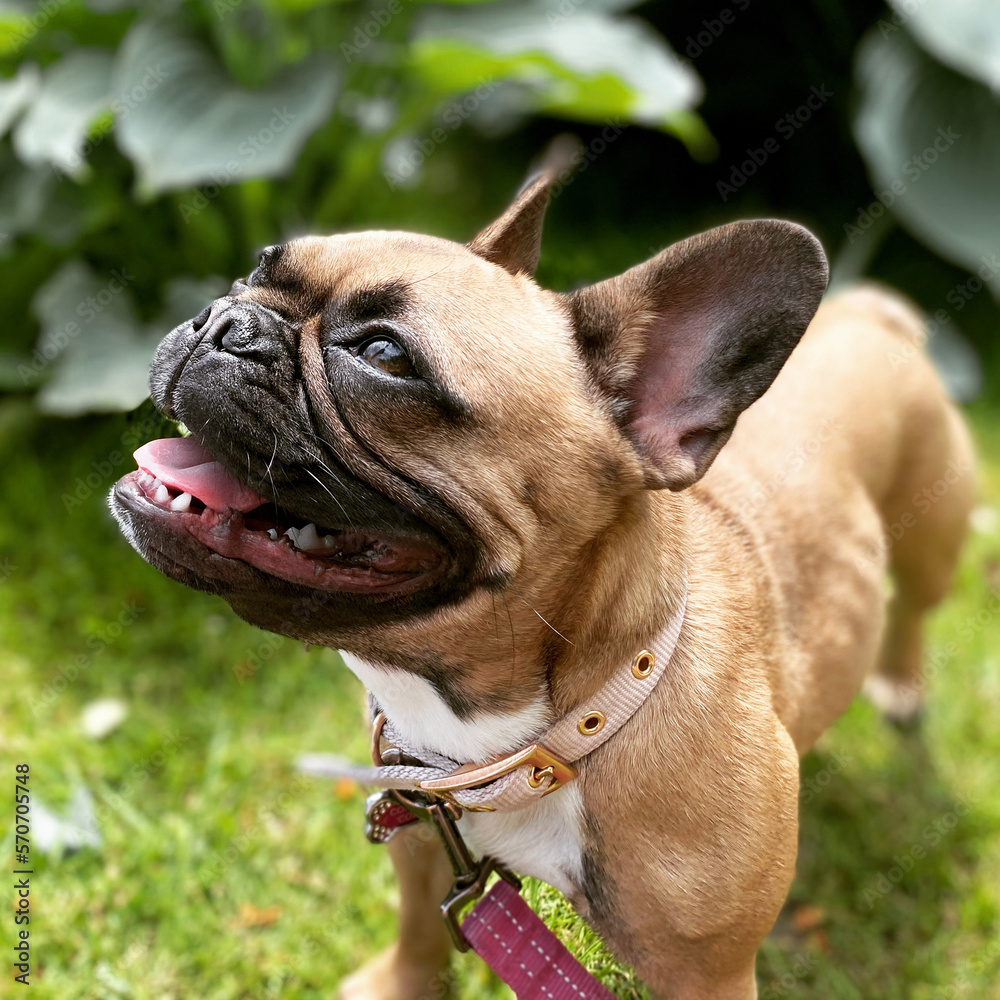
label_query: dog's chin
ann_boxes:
[109,435,455,635]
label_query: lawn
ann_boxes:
[2,396,999,1000]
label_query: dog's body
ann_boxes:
[113,167,974,999]
[338,284,974,1000]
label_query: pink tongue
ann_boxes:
[134,438,266,512]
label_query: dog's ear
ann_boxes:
[467,173,553,277]
[468,136,579,276]
[568,220,828,491]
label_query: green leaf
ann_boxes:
[0,151,87,245]
[0,351,33,391]
[412,1,703,137]
[31,261,157,416]
[0,63,37,138]
[112,19,338,194]
[28,263,226,416]
[888,0,1000,93]
[12,49,114,176]
[927,322,983,404]
[157,274,230,329]
[0,9,33,57]
[854,28,1000,286]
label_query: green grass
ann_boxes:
[2,397,999,1000]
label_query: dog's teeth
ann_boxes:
[138,472,153,487]
[170,492,192,512]
[284,526,299,544]
[297,523,320,549]
[323,534,336,548]
[313,563,323,576]
[267,528,278,541]
[153,483,169,504]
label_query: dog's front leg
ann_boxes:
[583,713,801,1000]
[338,823,455,1000]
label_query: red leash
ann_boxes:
[464,881,615,1000]
[364,792,614,998]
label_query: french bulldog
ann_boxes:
[112,162,975,999]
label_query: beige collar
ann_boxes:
[299,587,687,813]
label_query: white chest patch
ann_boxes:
[460,783,586,899]
[339,651,586,896]
[340,651,551,760]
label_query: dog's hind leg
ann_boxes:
[338,824,454,1000]
[865,403,975,723]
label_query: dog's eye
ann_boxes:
[356,338,416,378]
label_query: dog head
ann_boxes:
[111,166,827,653]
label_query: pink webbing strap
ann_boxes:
[463,881,616,1000]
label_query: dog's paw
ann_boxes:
[338,943,450,1000]
[862,673,924,726]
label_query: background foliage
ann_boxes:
[1,0,1000,997]
[1,0,1000,410]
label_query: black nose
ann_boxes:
[219,311,261,355]
[198,300,283,361]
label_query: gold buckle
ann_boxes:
[373,711,577,800]
[419,743,577,797]
[371,711,389,765]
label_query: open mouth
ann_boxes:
[116,436,444,594]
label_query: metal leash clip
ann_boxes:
[423,794,521,951]
[368,786,521,950]
[366,713,521,950]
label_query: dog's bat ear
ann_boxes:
[468,136,580,277]
[568,220,829,491]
